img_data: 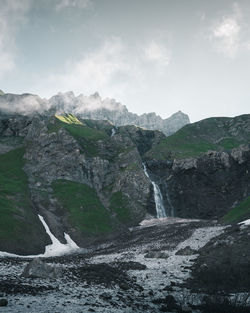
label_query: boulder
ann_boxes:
[21,258,63,279]
[175,246,197,256]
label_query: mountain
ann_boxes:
[0,90,190,136]
[0,90,249,256]
[146,114,250,160]
[0,112,165,254]
[49,91,190,136]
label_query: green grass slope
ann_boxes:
[109,191,131,223]
[0,147,46,253]
[147,114,250,160]
[48,114,111,157]
[52,180,112,235]
[222,196,250,224]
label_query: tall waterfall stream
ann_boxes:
[142,163,167,218]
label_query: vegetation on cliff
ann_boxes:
[0,147,47,254]
[147,114,250,160]
[52,180,112,235]
[222,196,250,224]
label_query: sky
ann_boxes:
[0,0,250,122]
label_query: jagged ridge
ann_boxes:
[0,90,190,136]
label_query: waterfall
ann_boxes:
[111,127,116,137]
[142,163,167,218]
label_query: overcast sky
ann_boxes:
[0,0,250,122]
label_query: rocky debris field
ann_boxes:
[0,218,250,313]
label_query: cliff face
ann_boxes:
[145,146,250,219]
[145,114,250,220]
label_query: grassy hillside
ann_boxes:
[52,180,113,235]
[222,196,250,224]
[0,147,45,249]
[109,191,131,223]
[147,114,250,160]
[48,114,112,157]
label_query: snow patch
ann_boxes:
[0,215,79,258]
[238,219,250,226]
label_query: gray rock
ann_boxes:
[21,258,63,279]
[144,251,169,259]
[49,92,190,136]
[175,246,197,256]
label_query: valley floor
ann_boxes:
[0,218,250,313]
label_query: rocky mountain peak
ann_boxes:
[48,92,190,136]
[0,90,190,136]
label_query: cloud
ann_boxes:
[55,0,91,11]
[210,3,241,58]
[0,93,49,114]
[0,0,31,78]
[143,40,170,66]
[46,37,140,99]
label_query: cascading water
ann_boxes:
[142,163,167,218]
[111,128,116,137]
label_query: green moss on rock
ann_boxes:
[147,115,250,160]
[223,196,250,224]
[110,191,131,223]
[0,147,45,251]
[52,180,112,235]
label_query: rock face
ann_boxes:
[145,114,250,220]
[145,145,250,220]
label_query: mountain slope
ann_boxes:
[0,112,165,254]
[147,114,250,160]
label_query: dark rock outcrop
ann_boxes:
[146,145,250,219]
[188,224,250,294]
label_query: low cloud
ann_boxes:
[0,93,49,115]
[49,91,125,115]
